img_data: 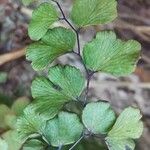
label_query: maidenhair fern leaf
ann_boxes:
[31,65,85,118]
[42,112,83,147]
[27,27,76,70]
[83,31,141,76]
[105,107,143,150]
[28,2,59,40]
[82,102,116,134]
[71,0,117,27]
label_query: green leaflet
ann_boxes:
[31,65,85,118]
[71,0,117,27]
[16,105,47,139]
[82,102,116,134]
[28,3,59,40]
[22,0,37,6]
[105,107,143,150]
[26,27,76,70]
[83,31,141,76]
[48,65,85,100]
[23,139,45,150]
[106,139,135,150]
[41,27,76,50]
[31,76,69,119]
[42,111,83,147]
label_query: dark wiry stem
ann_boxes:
[84,72,95,105]
[49,1,96,149]
[52,0,80,55]
[51,1,95,103]
[69,134,84,150]
[73,51,95,105]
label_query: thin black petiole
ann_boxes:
[73,51,89,74]
[69,134,84,150]
[84,71,95,105]
[51,0,81,55]
[63,17,77,32]
[73,51,95,105]
[51,0,65,19]
[76,30,81,55]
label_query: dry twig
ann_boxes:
[0,48,26,66]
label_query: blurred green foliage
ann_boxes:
[0,97,30,150]
[0,72,7,84]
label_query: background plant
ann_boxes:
[0,97,30,150]
[11,0,144,149]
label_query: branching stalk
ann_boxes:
[52,0,95,105]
